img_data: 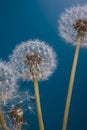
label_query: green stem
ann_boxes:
[33,79,44,130]
[0,109,7,130]
[62,37,81,130]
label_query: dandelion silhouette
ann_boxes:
[0,61,16,130]
[59,5,87,130]
[9,39,56,130]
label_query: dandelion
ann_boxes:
[9,39,57,130]
[0,61,16,130]
[4,89,34,130]
[59,5,87,130]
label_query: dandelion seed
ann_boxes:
[59,5,87,130]
[9,39,57,130]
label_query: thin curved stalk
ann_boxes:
[62,36,81,130]
[0,109,7,130]
[33,79,44,130]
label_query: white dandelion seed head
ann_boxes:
[0,61,16,105]
[9,39,57,81]
[59,4,87,47]
[3,89,35,130]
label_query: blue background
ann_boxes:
[0,0,87,130]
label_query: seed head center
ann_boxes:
[73,19,87,35]
[24,53,42,66]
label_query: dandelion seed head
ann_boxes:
[3,89,35,129]
[59,4,87,46]
[9,39,57,81]
[0,61,16,105]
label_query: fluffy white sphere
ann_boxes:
[9,39,57,81]
[59,5,87,47]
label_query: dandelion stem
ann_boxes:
[33,79,44,130]
[62,36,81,130]
[0,109,7,130]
